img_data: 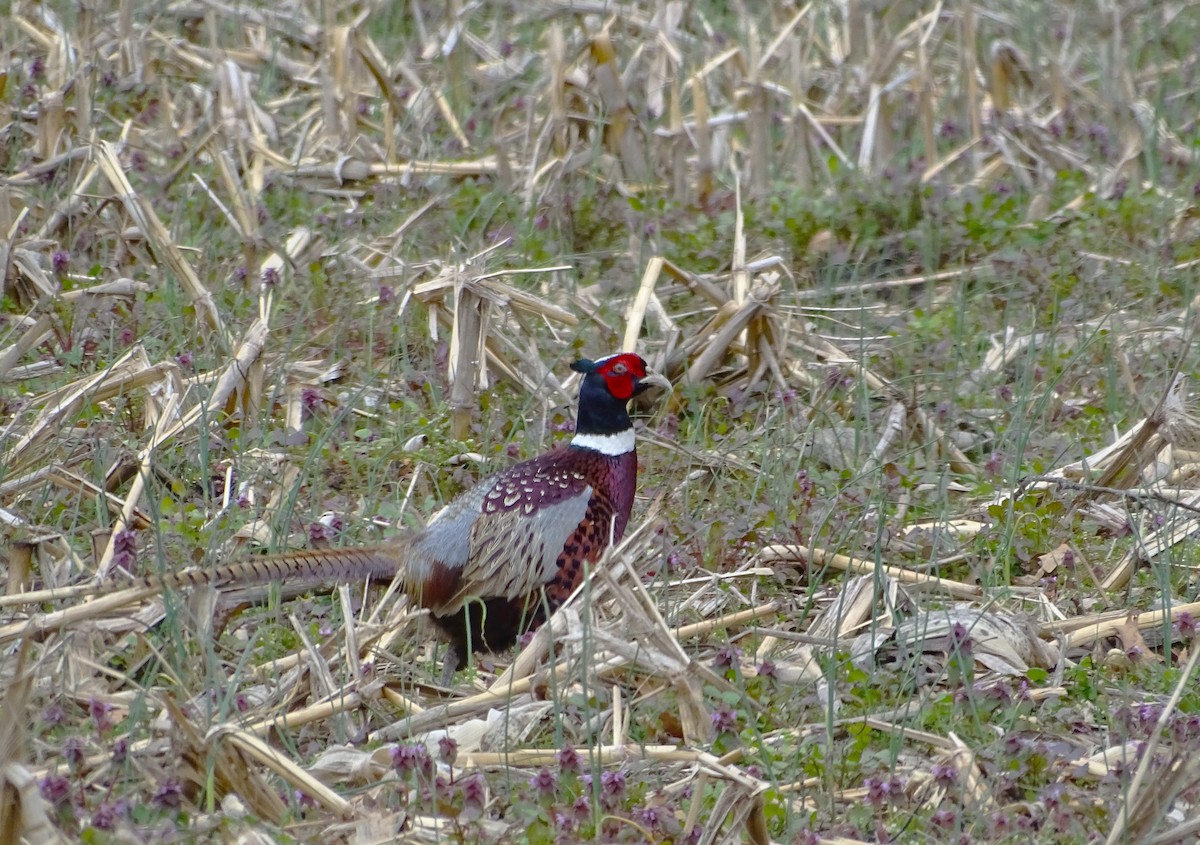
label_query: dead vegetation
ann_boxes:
[5,1,1200,843]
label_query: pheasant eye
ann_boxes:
[611,363,627,374]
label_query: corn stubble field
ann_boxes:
[5,0,1200,842]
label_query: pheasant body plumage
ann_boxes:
[405,353,666,673]
[416,444,639,667]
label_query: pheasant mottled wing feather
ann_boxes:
[447,492,590,610]
[406,449,594,615]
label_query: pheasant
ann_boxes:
[5,353,669,681]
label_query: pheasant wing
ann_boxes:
[405,448,594,615]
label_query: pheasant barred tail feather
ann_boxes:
[149,545,405,592]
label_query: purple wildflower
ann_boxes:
[530,767,557,796]
[711,706,738,734]
[557,744,580,772]
[713,643,741,669]
[40,775,71,806]
[151,778,183,810]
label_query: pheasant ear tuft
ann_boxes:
[571,358,597,374]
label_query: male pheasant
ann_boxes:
[10,353,669,679]
[400,352,669,678]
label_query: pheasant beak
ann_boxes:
[637,368,672,394]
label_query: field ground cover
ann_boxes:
[6,1,1200,842]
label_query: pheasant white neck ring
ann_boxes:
[571,429,636,456]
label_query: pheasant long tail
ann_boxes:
[156,545,403,591]
[0,545,404,647]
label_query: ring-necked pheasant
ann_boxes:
[7,353,669,681]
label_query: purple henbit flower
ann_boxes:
[460,773,486,810]
[795,469,815,496]
[40,775,71,806]
[949,621,972,653]
[42,703,65,727]
[865,775,904,808]
[152,778,183,810]
[1177,612,1197,639]
[572,794,590,820]
[89,697,113,734]
[91,801,122,831]
[932,808,957,828]
[175,351,194,370]
[634,804,663,829]
[1041,783,1064,810]
[111,529,138,573]
[30,55,46,79]
[711,706,737,734]
[1136,702,1161,730]
[262,266,280,287]
[1175,713,1200,744]
[713,643,741,669]
[864,775,887,807]
[308,521,328,544]
[112,736,129,763]
[601,769,626,797]
[757,658,778,679]
[63,736,86,768]
[932,763,958,786]
[52,249,70,275]
[557,744,580,772]
[390,743,433,777]
[378,284,394,304]
[530,767,557,796]
[983,681,1013,704]
[437,735,458,763]
[301,386,323,412]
